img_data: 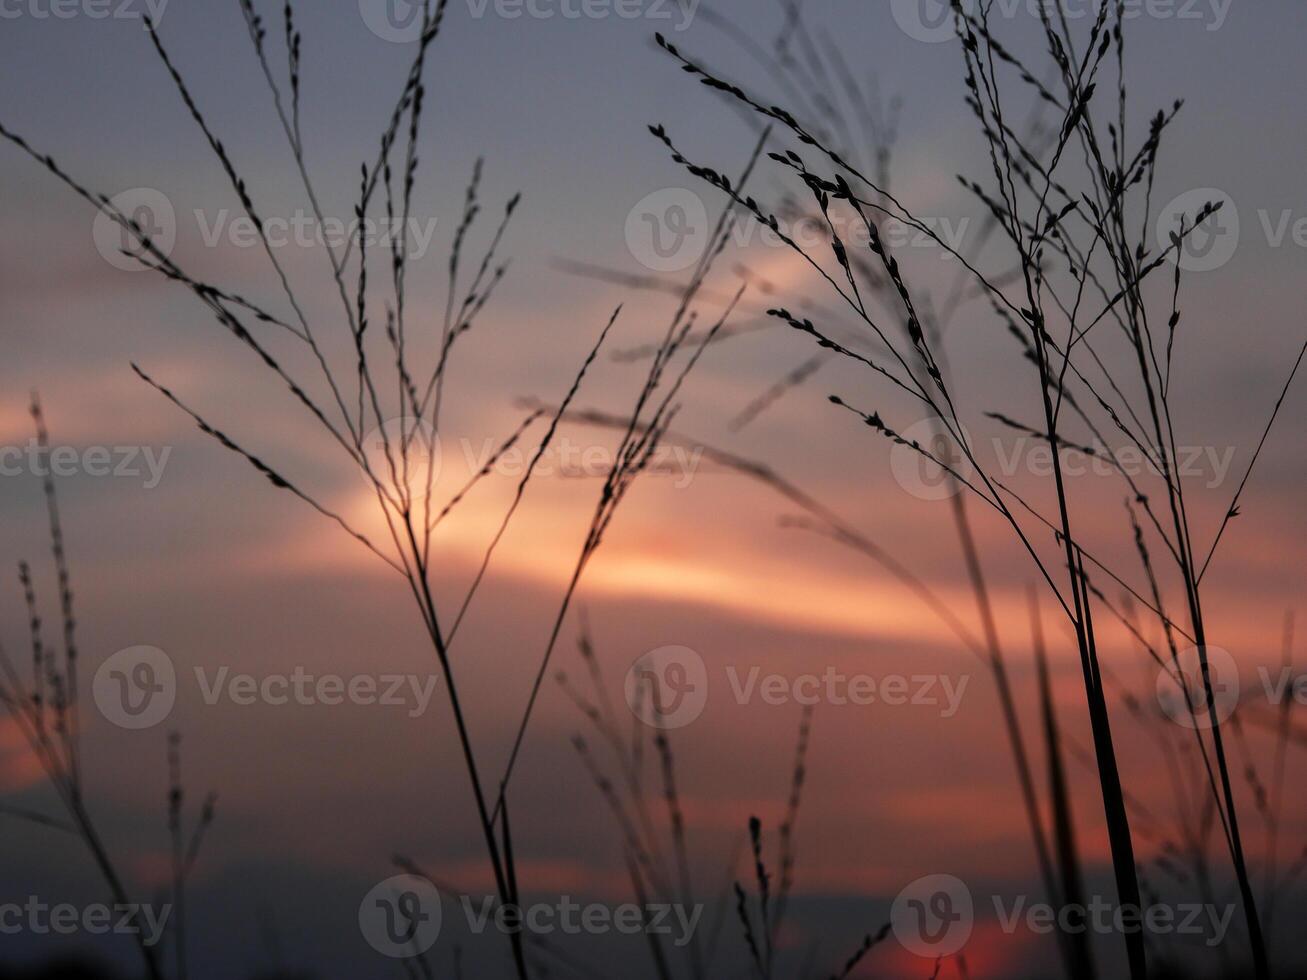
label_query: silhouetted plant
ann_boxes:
[647,2,1306,977]
[0,399,215,980]
[1,2,740,977]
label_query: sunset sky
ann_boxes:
[2,1,1306,977]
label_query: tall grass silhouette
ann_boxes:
[1,1,739,977]
[645,1,1306,977]
[0,398,216,980]
[558,622,895,980]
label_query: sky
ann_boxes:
[2,1,1307,977]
